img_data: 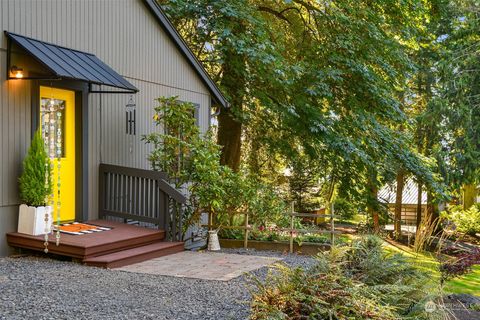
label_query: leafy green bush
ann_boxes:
[143,97,286,235]
[18,129,52,207]
[251,236,441,319]
[244,179,288,227]
[333,197,357,221]
[443,204,480,236]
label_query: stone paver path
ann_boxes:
[116,251,282,281]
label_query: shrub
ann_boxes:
[18,129,52,207]
[143,97,286,235]
[443,204,480,236]
[251,236,441,319]
[344,236,421,286]
[333,197,357,221]
[440,247,480,283]
[251,264,398,320]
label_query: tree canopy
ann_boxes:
[158,0,479,221]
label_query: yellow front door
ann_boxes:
[40,86,76,222]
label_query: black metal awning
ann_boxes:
[5,31,138,93]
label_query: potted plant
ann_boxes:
[17,129,53,235]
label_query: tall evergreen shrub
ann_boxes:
[19,129,52,207]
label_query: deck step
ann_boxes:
[7,220,166,259]
[83,241,184,268]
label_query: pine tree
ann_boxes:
[18,129,52,206]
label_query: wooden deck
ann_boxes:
[6,220,184,268]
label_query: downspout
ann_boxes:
[211,105,221,117]
[99,85,103,164]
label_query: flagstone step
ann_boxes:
[83,241,184,268]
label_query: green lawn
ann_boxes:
[445,265,480,296]
[383,240,480,297]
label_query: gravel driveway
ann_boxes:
[0,249,315,320]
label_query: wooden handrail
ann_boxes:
[202,224,252,230]
[290,213,341,218]
[279,228,342,234]
[99,163,168,180]
[156,179,187,204]
[98,163,185,241]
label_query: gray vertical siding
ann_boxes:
[0,0,214,236]
[0,50,31,256]
[0,206,18,256]
[87,82,210,216]
[0,0,209,94]
[0,50,31,206]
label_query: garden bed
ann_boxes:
[219,238,330,255]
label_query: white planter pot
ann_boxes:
[18,204,53,236]
[208,230,221,251]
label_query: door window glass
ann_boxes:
[40,98,66,158]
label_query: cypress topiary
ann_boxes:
[19,129,52,207]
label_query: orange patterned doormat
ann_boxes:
[54,222,112,235]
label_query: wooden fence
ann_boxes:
[286,203,340,253]
[205,203,340,252]
[203,211,252,249]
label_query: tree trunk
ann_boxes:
[394,169,405,240]
[416,182,423,228]
[216,23,247,172]
[248,132,261,175]
[426,191,439,227]
[463,184,477,210]
[218,109,242,171]
[366,171,380,232]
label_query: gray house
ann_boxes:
[0,0,227,260]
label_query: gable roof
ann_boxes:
[378,178,427,205]
[143,0,228,108]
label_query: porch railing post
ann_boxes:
[97,164,186,241]
[98,165,105,219]
[172,201,177,241]
[178,204,183,241]
[164,196,171,240]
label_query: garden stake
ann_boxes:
[290,202,294,254]
[330,202,335,246]
[244,212,249,249]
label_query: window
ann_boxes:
[126,109,136,135]
[40,97,66,158]
[125,97,136,135]
[192,103,200,127]
[179,100,200,126]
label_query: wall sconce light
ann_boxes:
[10,66,24,79]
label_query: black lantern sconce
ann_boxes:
[10,66,24,79]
